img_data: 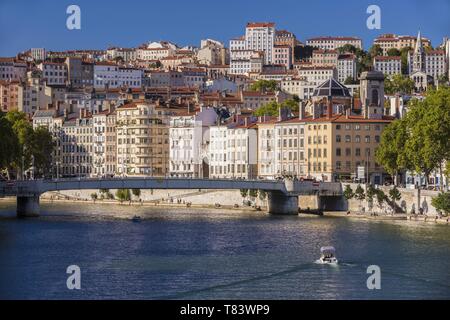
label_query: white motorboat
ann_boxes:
[317,246,338,265]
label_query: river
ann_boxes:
[0,201,449,300]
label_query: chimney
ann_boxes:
[364,98,369,119]
[299,101,305,120]
[312,102,319,119]
[345,107,350,119]
[244,117,248,127]
[327,96,333,119]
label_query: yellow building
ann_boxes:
[116,102,171,176]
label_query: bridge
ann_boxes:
[0,178,343,217]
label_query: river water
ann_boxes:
[0,201,449,300]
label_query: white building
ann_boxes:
[92,110,117,177]
[136,47,173,61]
[296,66,337,87]
[118,67,142,88]
[106,47,136,62]
[0,58,27,82]
[374,56,402,76]
[245,22,275,64]
[31,48,47,61]
[93,63,119,89]
[209,118,258,179]
[306,36,362,50]
[37,62,68,86]
[169,107,217,178]
[337,54,357,83]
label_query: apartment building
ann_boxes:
[373,56,402,76]
[38,62,68,86]
[106,47,137,62]
[0,80,20,112]
[116,102,170,176]
[169,107,217,178]
[337,54,357,83]
[209,118,258,179]
[257,118,276,179]
[306,36,362,50]
[0,58,27,82]
[30,48,47,62]
[272,45,292,69]
[245,22,275,64]
[374,33,431,55]
[296,66,337,87]
[274,119,306,177]
[92,110,117,177]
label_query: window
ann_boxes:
[336,148,341,156]
[365,136,370,143]
[345,135,351,143]
[336,135,341,142]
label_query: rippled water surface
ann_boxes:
[0,201,449,299]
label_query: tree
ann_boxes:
[28,126,54,177]
[344,76,357,85]
[281,99,299,112]
[369,45,383,58]
[432,192,450,216]
[400,46,413,75]
[249,189,258,198]
[338,44,357,54]
[388,186,402,212]
[132,188,141,199]
[343,185,354,200]
[116,189,131,203]
[253,101,279,117]
[100,188,109,194]
[366,185,376,211]
[0,112,19,176]
[240,189,248,198]
[375,189,387,212]
[249,80,278,93]
[384,74,415,95]
[90,193,98,203]
[386,48,401,57]
[354,184,365,209]
[258,190,267,201]
[404,88,450,187]
[375,119,410,185]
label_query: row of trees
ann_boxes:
[344,184,402,213]
[375,87,450,187]
[0,111,54,179]
[90,188,142,203]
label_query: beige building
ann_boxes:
[374,33,431,55]
[116,102,171,176]
[92,110,117,177]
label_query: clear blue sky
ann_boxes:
[0,0,449,56]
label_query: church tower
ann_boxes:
[412,31,425,73]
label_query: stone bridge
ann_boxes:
[0,178,343,217]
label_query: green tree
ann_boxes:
[432,192,450,216]
[338,44,357,54]
[386,48,401,56]
[253,101,280,117]
[369,44,383,58]
[343,185,354,200]
[400,46,413,74]
[281,99,299,112]
[249,189,258,198]
[384,74,415,95]
[375,120,410,185]
[344,76,357,85]
[116,189,131,203]
[240,189,248,198]
[354,184,365,209]
[388,186,402,212]
[375,189,387,211]
[249,80,278,93]
[91,193,98,202]
[28,126,54,177]
[132,188,141,199]
[404,88,450,186]
[258,189,267,201]
[366,185,376,211]
[0,112,19,176]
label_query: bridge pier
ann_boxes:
[267,191,299,215]
[17,195,40,218]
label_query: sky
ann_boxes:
[0,0,449,56]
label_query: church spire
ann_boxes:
[414,30,423,54]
